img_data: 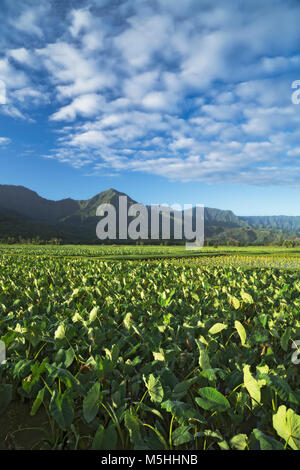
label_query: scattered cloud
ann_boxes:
[0,137,11,145]
[1,0,300,186]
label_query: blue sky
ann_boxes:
[1,0,300,215]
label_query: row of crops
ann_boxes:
[1,243,300,260]
[0,251,300,450]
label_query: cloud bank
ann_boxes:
[1,0,300,185]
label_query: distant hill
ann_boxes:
[0,205,73,242]
[0,185,79,223]
[241,215,300,231]
[0,184,299,245]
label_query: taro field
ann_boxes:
[0,245,300,450]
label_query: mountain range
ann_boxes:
[0,184,299,245]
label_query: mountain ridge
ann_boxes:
[0,184,299,244]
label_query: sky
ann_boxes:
[1,0,300,215]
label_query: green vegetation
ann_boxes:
[0,245,300,450]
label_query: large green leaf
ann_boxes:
[172,425,193,446]
[234,321,246,346]
[253,429,284,450]
[83,382,101,423]
[195,387,230,412]
[195,339,211,370]
[124,410,142,446]
[49,391,74,431]
[208,323,227,335]
[30,387,45,416]
[89,306,99,324]
[273,405,300,450]
[243,365,261,406]
[230,434,248,450]
[161,400,205,425]
[143,374,164,403]
[54,324,66,340]
[280,327,291,352]
[241,291,254,304]
[229,296,240,310]
[92,422,118,450]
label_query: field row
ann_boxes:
[0,254,300,449]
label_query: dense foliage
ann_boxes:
[0,248,300,450]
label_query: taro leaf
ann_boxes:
[124,410,142,445]
[50,391,74,431]
[199,349,211,371]
[234,321,246,346]
[22,358,48,393]
[143,374,164,403]
[208,323,227,335]
[64,348,75,368]
[172,377,197,400]
[195,429,229,449]
[13,359,33,380]
[200,368,217,382]
[229,296,240,310]
[134,402,164,420]
[0,384,12,415]
[123,312,132,330]
[241,291,254,304]
[160,367,178,391]
[89,306,99,324]
[54,324,66,340]
[191,292,200,302]
[92,422,117,450]
[54,349,67,366]
[72,312,83,323]
[195,339,211,370]
[30,387,45,416]
[83,382,101,423]
[54,348,75,368]
[172,425,193,446]
[259,374,296,404]
[280,327,292,352]
[1,331,16,348]
[104,344,120,365]
[152,351,165,362]
[243,365,261,406]
[258,314,268,329]
[94,356,114,380]
[218,440,230,450]
[253,429,284,450]
[273,405,300,450]
[230,434,248,450]
[195,387,230,413]
[47,366,82,392]
[162,400,206,426]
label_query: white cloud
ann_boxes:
[13,4,48,38]
[0,58,28,90]
[142,91,169,110]
[8,48,36,68]
[0,137,11,145]
[69,8,92,37]
[13,87,49,105]
[114,14,174,68]
[50,94,104,121]
[2,0,300,186]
